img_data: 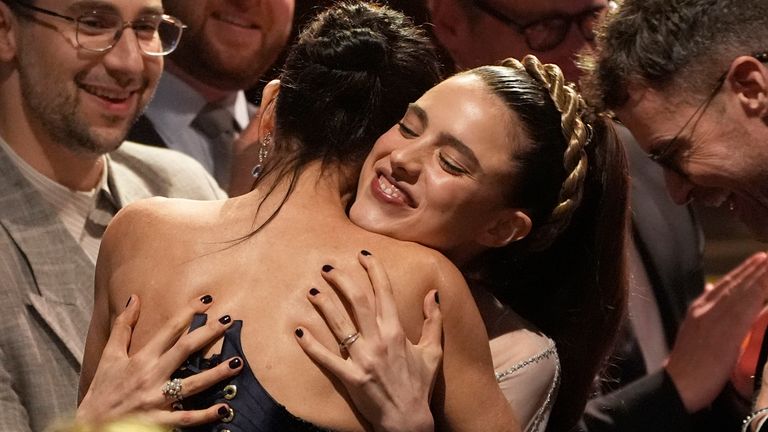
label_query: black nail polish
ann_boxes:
[125,296,132,308]
[361,250,371,256]
[218,406,229,417]
[200,294,213,304]
[295,328,304,338]
[309,287,319,296]
[322,264,333,272]
[219,315,231,325]
[229,358,242,369]
[435,291,440,304]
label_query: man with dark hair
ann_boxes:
[583,0,768,430]
[0,0,224,430]
[422,1,759,431]
[128,0,295,192]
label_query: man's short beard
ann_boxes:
[19,71,128,157]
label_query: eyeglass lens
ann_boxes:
[526,8,604,51]
[75,13,180,54]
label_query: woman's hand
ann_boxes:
[294,251,442,432]
[76,294,242,428]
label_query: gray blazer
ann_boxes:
[0,142,225,432]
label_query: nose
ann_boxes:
[389,142,425,184]
[101,28,146,82]
[664,168,695,205]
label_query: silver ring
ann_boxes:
[161,378,183,401]
[339,332,360,351]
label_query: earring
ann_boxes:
[251,132,272,179]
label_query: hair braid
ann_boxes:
[503,55,591,250]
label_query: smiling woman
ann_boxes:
[343,56,629,431]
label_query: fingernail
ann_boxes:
[229,358,242,369]
[361,250,371,256]
[125,296,132,308]
[322,264,333,272]
[435,291,440,304]
[295,328,304,338]
[309,287,319,296]
[200,294,213,304]
[218,315,231,324]
[218,406,229,417]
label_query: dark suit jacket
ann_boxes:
[0,142,224,432]
[126,114,166,148]
[576,125,743,431]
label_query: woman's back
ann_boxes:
[90,163,510,431]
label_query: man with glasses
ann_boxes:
[0,0,224,430]
[428,0,612,81]
[127,0,295,193]
[423,0,725,431]
[582,0,768,431]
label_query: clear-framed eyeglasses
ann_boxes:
[472,0,617,52]
[8,1,186,56]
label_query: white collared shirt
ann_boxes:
[144,71,251,176]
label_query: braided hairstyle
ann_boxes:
[466,55,629,431]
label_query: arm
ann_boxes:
[578,370,690,432]
[296,251,441,432]
[665,252,768,412]
[577,252,768,432]
[297,251,521,432]
[78,211,242,428]
[77,294,243,428]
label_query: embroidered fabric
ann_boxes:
[494,339,560,432]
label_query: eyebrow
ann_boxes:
[407,103,481,169]
[68,1,164,16]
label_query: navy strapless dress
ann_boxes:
[173,314,332,432]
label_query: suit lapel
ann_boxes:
[106,151,155,208]
[621,124,705,343]
[0,148,94,366]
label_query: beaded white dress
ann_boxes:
[473,287,560,432]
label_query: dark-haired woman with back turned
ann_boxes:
[80,2,522,431]
[80,3,629,432]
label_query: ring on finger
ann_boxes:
[161,378,184,402]
[339,332,360,351]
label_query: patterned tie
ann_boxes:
[192,103,240,188]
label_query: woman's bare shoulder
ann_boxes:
[97,197,228,294]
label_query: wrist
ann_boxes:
[375,405,434,432]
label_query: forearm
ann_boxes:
[578,370,691,432]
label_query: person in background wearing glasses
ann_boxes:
[126,0,295,194]
[0,0,232,430]
[582,0,768,431]
[328,0,735,431]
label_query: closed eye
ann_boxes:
[398,122,417,138]
[439,153,467,175]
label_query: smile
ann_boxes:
[212,13,259,29]
[79,83,133,102]
[372,173,416,207]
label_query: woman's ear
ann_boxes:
[727,55,768,118]
[258,79,281,134]
[478,209,532,248]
